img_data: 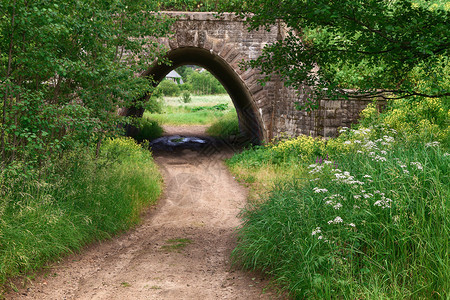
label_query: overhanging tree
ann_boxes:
[224,0,449,108]
[0,0,173,165]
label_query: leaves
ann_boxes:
[223,0,450,105]
[0,0,173,165]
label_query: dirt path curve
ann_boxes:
[7,126,279,300]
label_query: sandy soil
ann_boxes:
[6,126,280,300]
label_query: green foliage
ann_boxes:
[157,0,220,11]
[186,71,226,95]
[156,79,181,97]
[359,98,450,145]
[0,0,173,166]
[175,65,194,82]
[191,103,228,112]
[0,138,162,287]
[206,111,240,138]
[130,117,164,143]
[227,99,449,298]
[224,0,450,107]
[180,91,192,103]
[230,129,449,298]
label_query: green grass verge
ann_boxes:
[144,94,235,126]
[206,111,240,138]
[0,138,162,290]
[227,125,449,298]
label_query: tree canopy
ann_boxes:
[0,0,173,165]
[224,0,449,108]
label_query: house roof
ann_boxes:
[166,70,182,78]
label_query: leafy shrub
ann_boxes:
[359,98,449,146]
[180,91,192,103]
[157,0,220,12]
[186,71,226,95]
[156,79,181,96]
[145,95,164,114]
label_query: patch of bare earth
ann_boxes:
[6,126,281,300]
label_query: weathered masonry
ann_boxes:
[139,11,377,141]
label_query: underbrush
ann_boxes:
[227,98,449,299]
[131,117,164,142]
[206,111,240,138]
[0,138,162,290]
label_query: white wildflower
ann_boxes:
[328,216,343,224]
[344,140,352,145]
[313,187,328,193]
[425,141,440,147]
[348,223,356,227]
[311,227,322,236]
[333,203,343,210]
[410,162,423,170]
[383,136,395,143]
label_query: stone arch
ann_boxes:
[122,12,374,142]
[142,47,264,141]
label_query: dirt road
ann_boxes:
[7,126,278,300]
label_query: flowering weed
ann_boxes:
[230,126,449,298]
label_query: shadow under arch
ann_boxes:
[135,47,263,142]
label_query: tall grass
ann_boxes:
[0,138,162,289]
[206,111,240,138]
[227,99,449,299]
[230,130,449,298]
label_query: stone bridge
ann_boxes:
[135,12,376,141]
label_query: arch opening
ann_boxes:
[139,47,263,142]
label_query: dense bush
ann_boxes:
[186,71,226,95]
[0,138,162,289]
[156,79,181,96]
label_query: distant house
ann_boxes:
[165,70,183,84]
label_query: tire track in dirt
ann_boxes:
[7,126,280,300]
